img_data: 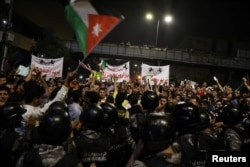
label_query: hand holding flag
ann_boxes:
[79,60,92,72]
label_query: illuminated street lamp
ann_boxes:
[145,13,173,47]
[134,63,141,80]
[0,0,13,72]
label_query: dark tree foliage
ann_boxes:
[34,27,70,59]
[33,27,72,75]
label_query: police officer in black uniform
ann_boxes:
[171,102,206,167]
[115,89,129,125]
[242,111,250,150]
[143,115,181,167]
[74,103,110,167]
[222,104,249,151]
[15,101,82,167]
[29,101,69,147]
[82,90,100,109]
[196,111,225,152]
[127,115,182,167]
[101,102,135,167]
[127,92,141,116]
[140,90,159,113]
[0,102,29,167]
[130,90,159,143]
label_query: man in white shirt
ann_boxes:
[16,70,76,136]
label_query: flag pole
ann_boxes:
[76,54,87,72]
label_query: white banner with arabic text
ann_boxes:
[31,55,64,80]
[141,63,170,85]
[102,61,130,82]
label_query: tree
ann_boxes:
[33,27,71,74]
[34,27,70,58]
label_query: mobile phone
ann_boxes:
[213,76,217,81]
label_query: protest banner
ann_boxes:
[141,63,170,85]
[31,55,64,80]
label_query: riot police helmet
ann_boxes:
[222,104,243,125]
[100,102,118,127]
[127,92,139,106]
[0,102,26,129]
[197,111,211,131]
[47,101,68,113]
[38,103,71,145]
[172,102,200,135]
[144,115,176,154]
[140,91,159,112]
[80,104,104,131]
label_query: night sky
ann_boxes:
[13,0,250,48]
[103,0,250,48]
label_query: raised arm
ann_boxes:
[64,69,77,88]
[36,68,49,94]
[24,65,36,82]
[243,77,250,91]
[153,78,160,95]
[89,71,96,91]
[214,76,224,92]
[113,74,118,92]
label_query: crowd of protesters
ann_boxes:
[0,65,250,167]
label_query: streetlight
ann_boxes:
[134,63,138,80]
[134,63,141,80]
[145,13,173,47]
[1,0,13,72]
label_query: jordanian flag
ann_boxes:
[66,0,123,56]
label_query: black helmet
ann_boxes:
[100,102,118,127]
[222,104,243,125]
[38,108,71,145]
[47,101,68,112]
[243,118,250,132]
[140,91,159,112]
[80,104,104,131]
[84,91,100,104]
[115,90,127,105]
[0,102,26,129]
[144,115,176,154]
[172,102,200,135]
[127,92,139,106]
[197,111,211,131]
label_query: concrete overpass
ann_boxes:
[65,41,250,70]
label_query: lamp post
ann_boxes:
[134,63,141,80]
[145,13,172,47]
[1,0,13,72]
[134,63,138,80]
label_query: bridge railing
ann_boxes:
[65,41,250,70]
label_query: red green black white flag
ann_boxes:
[66,0,124,57]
